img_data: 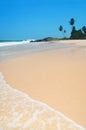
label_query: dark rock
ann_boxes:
[30,37,58,42]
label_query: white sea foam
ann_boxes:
[0,72,85,130]
[0,40,35,47]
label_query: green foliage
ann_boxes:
[59,25,63,31]
[69,18,86,39]
[58,17,86,39]
[70,28,86,39]
[58,25,67,38]
[69,18,75,26]
[64,30,66,33]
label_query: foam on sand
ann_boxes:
[0,72,85,130]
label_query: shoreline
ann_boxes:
[0,39,86,62]
[0,40,74,62]
[0,40,86,128]
[0,72,85,129]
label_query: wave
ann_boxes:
[0,72,85,130]
[0,39,35,47]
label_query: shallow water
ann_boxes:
[0,41,74,62]
[0,72,85,130]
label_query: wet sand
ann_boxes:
[0,40,86,128]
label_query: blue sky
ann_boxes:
[0,0,86,40]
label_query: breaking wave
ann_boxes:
[0,40,35,47]
[0,72,85,130]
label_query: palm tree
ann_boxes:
[69,18,75,38]
[64,30,66,33]
[59,25,63,38]
[69,18,75,27]
[64,30,66,38]
[59,25,63,32]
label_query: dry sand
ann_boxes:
[0,40,86,128]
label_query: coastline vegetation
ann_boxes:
[33,18,86,42]
[0,18,86,42]
[59,18,86,40]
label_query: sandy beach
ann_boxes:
[0,40,86,129]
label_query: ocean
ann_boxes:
[0,40,74,61]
